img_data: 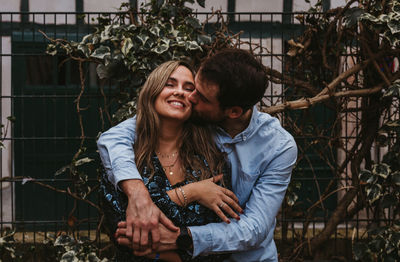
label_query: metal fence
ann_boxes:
[0,10,392,257]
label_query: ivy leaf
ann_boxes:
[353,242,369,260]
[185,17,202,29]
[392,171,400,186]
[152,44,169,54]
[388,20,400,34]
[136,34,149,45]
[366,184,382,204]
[60,250,78,262]
[359,170,376,184]
[46,44,57,56]
[196,0,205,8]
[96,64,108,79]
[369,238,385,253]
[77,44,89,57]
[74,157,94,167]
[54,165,69,177]
[343,7,364,28]
[383,79,400,98]
[121,38,134,56]
[197,34,211,44]
[90,45,111,59]
[372,163,391,179]
[150,25,161,36]
[185,41,201,51]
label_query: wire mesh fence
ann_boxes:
[0,10,398,258]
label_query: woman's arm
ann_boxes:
[166,175,243,223]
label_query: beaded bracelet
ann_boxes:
[178,186,188,207]
[175,187,185,206]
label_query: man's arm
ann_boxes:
[97,117,178,249]
[189,139,297,256]
[97,117,140,187]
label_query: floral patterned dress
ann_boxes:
[99,154,231,261]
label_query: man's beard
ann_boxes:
[189,110,209,126]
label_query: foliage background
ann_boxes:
[1,0,400,261]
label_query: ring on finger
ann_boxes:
[219,202,225,208]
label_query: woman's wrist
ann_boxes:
[182,183,198,203]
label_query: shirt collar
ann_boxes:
[216,105,259,144]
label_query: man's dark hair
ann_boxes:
[198,48,268,111]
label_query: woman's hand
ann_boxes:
[185,174,243,223]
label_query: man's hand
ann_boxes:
[120,179,179,250]
[116,221,180,256]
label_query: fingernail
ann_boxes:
[227,220,231,224]
[240,210,244,214]
[236,217,240,220]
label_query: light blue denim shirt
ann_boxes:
[97,107,297,262]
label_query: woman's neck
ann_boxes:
[157,119,184,153]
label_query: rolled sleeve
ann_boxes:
[97,117,141,190]
[189,139,297,257]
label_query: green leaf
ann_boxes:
[121,38,134,56]
[54,165,69,176]
[96,64,108,79]
[366,184,382,203]
[372,163,391,179]
[369,238,385,252]
[6,116,16,123]
[46,44,57,56]
[136,34,149,45]
[388,20,400,34]
[185,17,202,29]
[152,44,169,54]
[343,7,364,28]
[196,0,205,8]
[383,79,400,98]
[90,45,111,59]
[392,171,400,186]
[360,170,376,184]
[150,25,161,36]
[74,157,94,167]
[77,44,89,57]
[353,242,369,260]
[185,41,201,51]
[197,34,211,44]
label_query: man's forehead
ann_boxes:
[195,74,219,98]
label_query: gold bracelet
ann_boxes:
[178,186,188,207]
[175,187,184,206]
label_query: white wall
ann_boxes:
[30,0,76,24]
[236,0,283,22]
[0,0,21,22]
[1,36,13,225]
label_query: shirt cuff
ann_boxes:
[111,163,142,191]
[188,225,214,257]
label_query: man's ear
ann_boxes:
[225,106,243,119]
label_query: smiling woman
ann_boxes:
[99,60,240,262]
[154,65,194,122]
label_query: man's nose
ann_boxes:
[188,91,199,104]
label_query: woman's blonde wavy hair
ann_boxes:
[134,60,226,181]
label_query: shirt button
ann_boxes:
[243,135,246,141]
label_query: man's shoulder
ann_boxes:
[253,110,294,142]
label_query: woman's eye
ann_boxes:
[165,83,174,87]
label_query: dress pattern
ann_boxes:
[99,154,231,261]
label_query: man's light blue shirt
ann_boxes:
[97,107,297,262]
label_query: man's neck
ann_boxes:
[220,109,253,138]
